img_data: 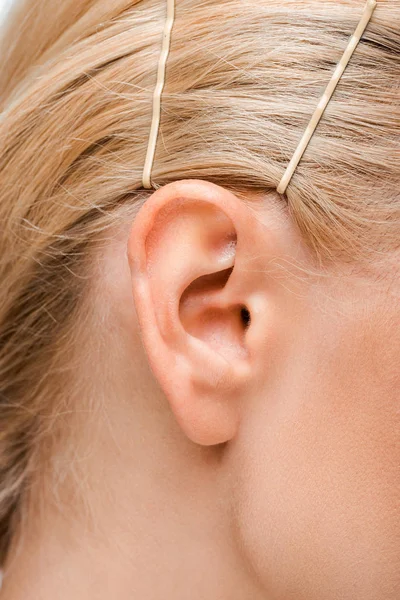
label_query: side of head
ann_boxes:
[0,1,399,598]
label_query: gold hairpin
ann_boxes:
[142,0,377,193]
[142,0,175,189]
[277,0,377,194]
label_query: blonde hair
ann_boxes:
[0,0,398,565]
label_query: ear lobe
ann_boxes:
[127,180,267,446]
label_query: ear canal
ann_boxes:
[240,306,251,328]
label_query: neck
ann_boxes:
[1,388,264,600]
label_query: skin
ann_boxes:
[1,180,399,600]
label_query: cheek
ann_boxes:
[228,317,400,600]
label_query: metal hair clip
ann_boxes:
[142,0,175,189]
[142,0,377,193]
[277,0,377,194]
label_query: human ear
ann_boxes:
[127,180,272,446]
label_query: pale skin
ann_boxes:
[2,180,399,599]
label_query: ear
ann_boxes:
[127,180,273,446]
